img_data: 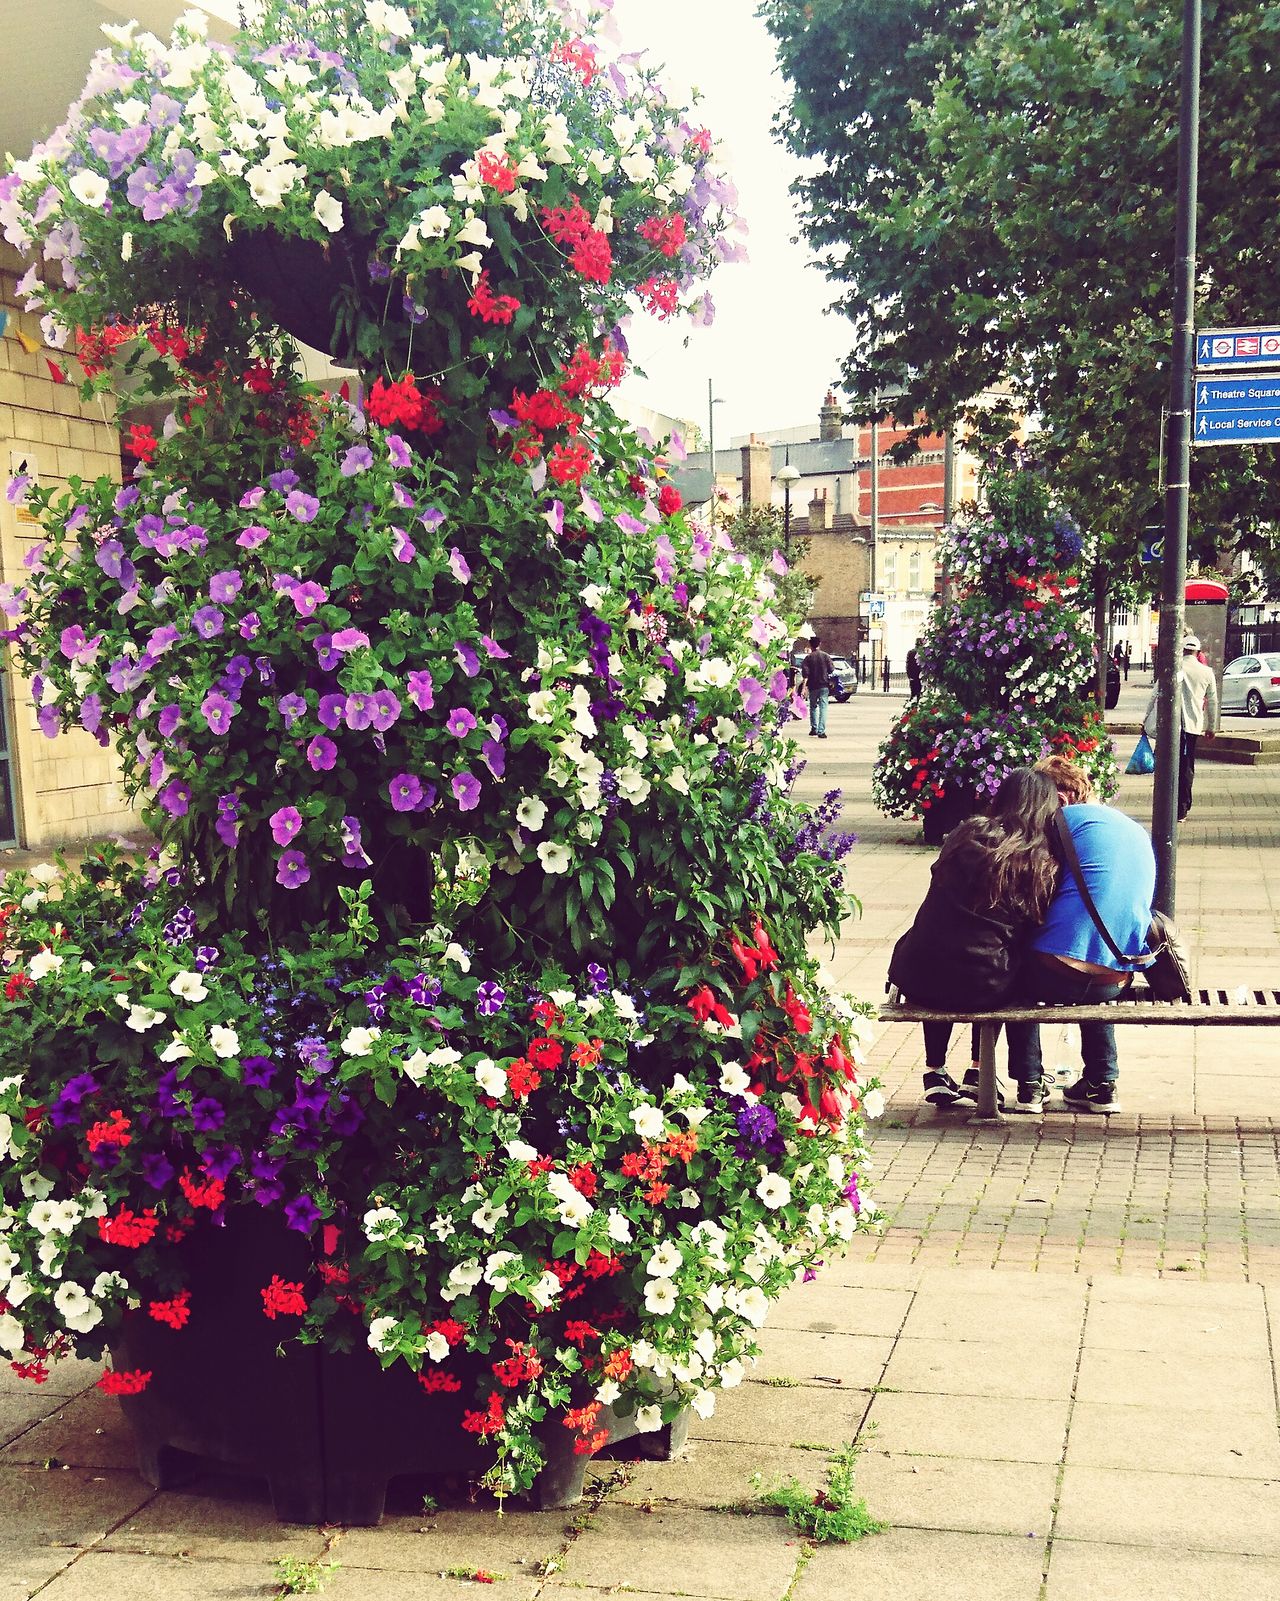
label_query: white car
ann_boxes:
[1222,653,1280,718]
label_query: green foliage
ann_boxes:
[758,1442,885,1544]
[763,0,1280,576]
[274,1556,339,1595]
[721,504,816,630]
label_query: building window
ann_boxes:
[908,549,922,592]
[881,549,897,592]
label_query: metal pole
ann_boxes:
[1152,0,1201,918]
[707,379,716,528]
[942,428,955,525]
[869,404,879,681]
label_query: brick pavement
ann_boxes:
[3,686,1280,1599]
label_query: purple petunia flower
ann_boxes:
[331,627,370,654]
[285,489,320,524]
[157,778,192,816]
[191,605,224,640]
[140,1151,176,1189]
[239,486,266,509]
[452,771,481,811]
[307,735,338,772]
[480,635,510,660]
[313,634,341,672]
[283,1194,322,1233]
[388,772,424,812]
[369,690,401,731]
[268,468,299,493]
[344,693,373,730]
[586,962,610,993]
[386,434,411,467]
[190,1096,226,1133]
[449,547,471,583]
[475,981,505,1016]
[407,670,434,711]
[738,676,767,717]
[481,738,505,778]
[455,641,480,678]
[194,945,220,972]
[239,612,262,641]
[276,849,311,889]
[340,444,372,476]
[318,693,346,730]
[236,523,271,549]
[242,1055,276,1087]
[209,570,243,603]
[278,692,307,728]
[446,707,477,737]
[200,690,235,735]
[270,806,303,845]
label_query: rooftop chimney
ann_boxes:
[819,390,842,443]
[741,435,772,508]
[807,487,832,532]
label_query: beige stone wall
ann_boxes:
[0,242,138,849]
[798,529,871,657]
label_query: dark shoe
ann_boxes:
[958,1067,1006,1111]
[817,732,828,739]
[923,1069,964,1107]
[1062,1078,1121,1115]
[1009,1076,1049,1115]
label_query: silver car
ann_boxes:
[1222,653,1280,718]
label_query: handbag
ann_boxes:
[1050,812,1193,1003]
[1125,732,1155,775]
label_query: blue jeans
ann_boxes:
[1006,963,1130,1087]
[809,686,829,735]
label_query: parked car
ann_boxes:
[1221,653,1280,718]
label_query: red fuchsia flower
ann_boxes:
[466,273,521,325]
[656,483,682,517]
[687,984,734,1028]
[752,917,781,970]
[98,1206,159,1248]
[148,1290,191,1329]
[261,1275,308,1320]
[96,1367,152,1395]
[783,984,813,1035]
[639,214,688,258]
[547,442,592,487]
[476,150,518,195]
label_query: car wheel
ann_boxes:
[1247,689,1267,718]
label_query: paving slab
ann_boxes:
[0,1465,152,1548]
[555,1504,803,1600]
[879,1336,1078,1401]
[1073,1345,1276,1413]
[1066,1400,1280,1479]
[101,1475,327,1562]
[750,1328,894,1388]
[35,1551,284,1601]
[1044,1540,1280,1601]
[605,1439,826,1508]
[333,1507,569,1577]
[693,1381,869,1449]
[794,1527,1048,1601]
[766,1280,913,1337]
[861,1390,1070,1464]
[1055,1464,1280,1555]
[854,1451,1057,1539]
[0,1541,79,1601]
[0,1394,65,1451]
[2,1392,139,1473]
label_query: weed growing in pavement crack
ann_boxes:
[758,1442,885,1543]
[274,1556,339,1595]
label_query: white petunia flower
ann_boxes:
[516,796,547,830]
[367,1315,399,1353]
[342,1026,382,1057]
[401,1049,429,1084]
[646,1241,683,1279]
[313,191,344,232]
[756,1172,792,1210]
[474,1059,508,1098]
[363,1207,401,1240]
[169,971,208,1002]
[629,1103,665,1140]
[27,950,63,981]
[537,841,571,874]
[209,1024,240,1058]
[862,1088,885,1119]
[53,1281,102,1334]
[424,1330,449,1362]
[125,1005,166,1033]
[69,171,110,209]
[634,1402,663,1432]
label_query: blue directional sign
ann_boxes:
[1195,327,1280,371]
[1193,375,1280,446]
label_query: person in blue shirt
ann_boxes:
[1007,764,1157,1114]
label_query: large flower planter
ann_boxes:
[109,1212,688,1524]
[920,785,978,847]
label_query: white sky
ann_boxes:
[197,0,841,441]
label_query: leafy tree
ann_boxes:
[721,503,817,628]
[762,0,1280,579]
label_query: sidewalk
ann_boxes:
[2,696,1279,1600]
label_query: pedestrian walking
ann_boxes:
[906,647,922,700]
[800,636,834,738]
[1142,633,1218,821]
[1121,642,1131,680]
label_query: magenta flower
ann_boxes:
[278,692,307,728]
[452,771,482,811]
[446,707,477,737]
[391,526,416,563]
[236,524,271,549]
[270,806,303,845]
[482,738,506,778]
[737,676,767,717]
[344,694,373,731]
[276,850,311,889]
[209,570,243,603]
[191,605,224,640]
[239,486,266,509]
[480,635,510,660]
[369,690,401,731]
[200,690,236,734]
[448,547,472,583]
[407,670,434,711]
[340,444,372,476]
[318,694,346,730]
[386,434,411,467]
[307,735,337,772]
[285,491,319,524]
[157,778,191,816]
[389,772,425,812]
[455,642,480,677]
[331,627,370,653]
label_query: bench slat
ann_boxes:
[880,1001,1280,1025]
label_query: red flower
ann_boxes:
[581,1250,622,1280]
[602,1346,633,1380]
[526,1036,563,1072]
[366,374,443,434]
[492,1340,544,1387]
[178,1170,225,1210]
[507,1058,542,1099]
[569,1037,603,1068]
[530,999,562,1028]
[657,483,683,517]
[563,1320,599,1348]
[148,1290,191,1330]
[511,387,577,433]
[570,229,613,285]
[687,985,734,1028]
[98,1207,159,1249]
[124,423,158,462]
[261,1276,308,1320]
[4,972,32,1001]
[85,1109,131,1152]
[417,1369,463,1394]
[97,1367,152,1395]
[782,983,813,1035]
[461,1390,506,1436]
[664,1129,698,1163]
[639,214,688,258]
[643,1180,671,1205]
[243,361,280,396]
[430,1317,469,1347]
[547,442,593,486]
[639,275,680,319]
[567,1163,598,1197]
[541,196,592,245]
[477,150,518,195]
[466,272,521,325]
[563,1400,603,1433]
[550,38,600,85]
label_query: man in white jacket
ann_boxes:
[1143,634,1219,821]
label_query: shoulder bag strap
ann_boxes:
[1050,810,1135,966]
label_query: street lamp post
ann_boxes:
[776,451,801,561]
[707,380,723,526]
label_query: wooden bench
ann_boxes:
[879,986,1280,1121]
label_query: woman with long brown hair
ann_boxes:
[889,767,1061,1112]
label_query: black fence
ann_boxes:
[855,658,913,693]
[1227,622,1280,661]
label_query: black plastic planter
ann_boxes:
[110,1211,686,1523]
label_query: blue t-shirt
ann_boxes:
[1033,805,1156,969]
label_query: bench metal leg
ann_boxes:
[968,1022,1003,1125]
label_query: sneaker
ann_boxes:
[1062,1078,1121,1115]
[1009,1076,1049,1115]
[923,1069,964,1107]
[958,1067,1006,1112]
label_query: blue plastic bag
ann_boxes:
[1126,731,1155,775]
